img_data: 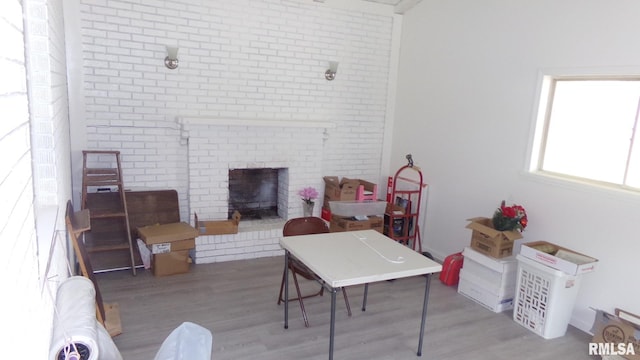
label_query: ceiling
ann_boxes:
[362,0,423,13]
[313,0,423,14]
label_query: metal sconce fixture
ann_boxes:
[325,61,338,81]
[165,46,179,70]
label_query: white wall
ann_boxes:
[2,0,73,358]
[67,0,400,220]
[393,0,640,332]
[0,0,40,356]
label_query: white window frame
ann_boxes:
[528,68,640,195]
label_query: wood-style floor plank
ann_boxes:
[96,256,592,360]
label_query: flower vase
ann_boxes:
[302,202,314,217]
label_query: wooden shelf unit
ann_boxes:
[81,151,137,275]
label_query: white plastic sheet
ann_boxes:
[49,276,123,360]
[154,322,213,360]
[49,276,100,360]
[137,238,152,269]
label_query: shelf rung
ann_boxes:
[89,210,127,218]
[86,243,132,253]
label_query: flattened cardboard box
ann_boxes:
[194,211,241,235]
[137,222,199,244]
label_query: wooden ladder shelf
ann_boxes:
[81,150,137,275]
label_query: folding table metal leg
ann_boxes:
[417,274,432,356]
[362,283,369,311]
[284,251,289,329]
[329,288,337,360]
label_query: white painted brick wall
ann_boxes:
[196,226,284,264]
[78,0,390,180]
[1,1,67,358]
[77,0,393,260]
[26,0,73,211]
[182,119,328,263]
[184,122,326,219]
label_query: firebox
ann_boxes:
[228,168,284,219]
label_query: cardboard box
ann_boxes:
[322,177,380,221]
[137,222,198,276]
[194,211,241,235]
[385,202,405,215]
[151,250,191,277]
[137,222,199,244]
[329,215,383,233]
[383,203,408,238]
[457,274,514,313]
[461,247,517,293]
[149,238,195,254]
[353,178,378,201]
[592,309,640,360]
[519,240,598,275]
[323,176,359,204]
[466,217,523,258]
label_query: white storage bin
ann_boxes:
[458,272,514,313]
[462,247,517,293]
[329,200,387,217]
[513,255,582,339]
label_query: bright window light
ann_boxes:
[533,77,640,190]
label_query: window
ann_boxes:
[531,76,640,191]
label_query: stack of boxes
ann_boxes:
[457,217,522,312]
[321,176,383,232]
[328,200,387,233]
[458,246,518,312]
[137,222,199,276]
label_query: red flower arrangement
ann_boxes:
[492,201,528,232]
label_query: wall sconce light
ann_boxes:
[325,61,338,81]
[165,46,179,70]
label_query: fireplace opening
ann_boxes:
[228,168,282,220]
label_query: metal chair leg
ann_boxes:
[277,266,286,305]
[341,288,352,317]
[291,271,309,327]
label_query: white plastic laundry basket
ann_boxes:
[513,254,582,339]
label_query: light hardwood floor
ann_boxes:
[96,256,593,360]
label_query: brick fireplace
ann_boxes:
[228,167,284,219]
[178,117,334,263]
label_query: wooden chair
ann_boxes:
[277,217,352,327]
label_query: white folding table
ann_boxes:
[280,229,442,360]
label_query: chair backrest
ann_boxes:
[283,217,329,237]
